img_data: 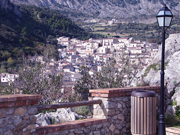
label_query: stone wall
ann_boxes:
[0,94,41,135]
[89,86,161,135]
[0,86,161,135]
[33,118,111,135]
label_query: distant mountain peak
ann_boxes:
[9,0,180,22]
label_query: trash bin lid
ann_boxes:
[131,90,156,97]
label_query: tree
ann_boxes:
[74,65,95,100]
[18,59,63,105]
[1,51,11,60]
[0,82,17,95]
[74,56,137,99]
[7,57,14,65]
[43,44,59,61]
[0,64,6,73]
[94,58,125,88]
[21,27,27,36]
[39,12,43,18]
[7,67,14,74]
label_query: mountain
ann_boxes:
[0,0,103,65]
[0,0,22,17]
[9,0,180,22]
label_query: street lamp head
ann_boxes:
[156,4,173,28]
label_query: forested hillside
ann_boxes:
[0,4,103,67]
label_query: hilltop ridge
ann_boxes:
[9,0,180,22]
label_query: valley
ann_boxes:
[79,15,180,44]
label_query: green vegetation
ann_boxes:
[74,65,95,100]
[94,58,126,88]
[89,14,180,44]
[51,117,58,124]
[0,4,104,70]
[142,63,159,78]
[68,93,82,103]
[141,61,169,78]
[165,105,180,127]
[74,57,135,99]
[18,59,64,105]
[175,106,180,119]
[0,83,18,95]
[169,100,177,106]
[165,112,180,127]
[72,106,92,117]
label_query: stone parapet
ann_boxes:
[0,87,161,135]
[32,118,110,135]
[89,86,161,98]
[0,94,42,108]
[89,86,161,135]
[0,94,41,135]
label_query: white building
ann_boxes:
[1,73,19,84]
[97,47,110,54]
[118,37,129,45]
[57,36,70,43]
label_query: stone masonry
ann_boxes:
[0,94,41,135]
[89,86,161,135]
[0,86,161,135]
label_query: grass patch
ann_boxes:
[93,24,102,27]
[72,106,92,117]
[94,27,106,31]
[142,63,159,78]
[92,32,114,36]
[142,61,169,78]
[169,100,177,106]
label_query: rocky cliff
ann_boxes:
[9,0,180,22]
[131,33,180,114]
[0,0,22,17]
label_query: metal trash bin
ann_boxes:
[131,90,156,135]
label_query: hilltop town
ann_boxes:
[0,36,160,92]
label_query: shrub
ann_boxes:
[175,105,180,119]
[165,112,178,126]
[169,100,177,106]
[18,59,63,105]
[165,105,180,127]
[72,106,92,117]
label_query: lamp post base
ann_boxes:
[158,114,166,135]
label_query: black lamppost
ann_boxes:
[156,4,173,135]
